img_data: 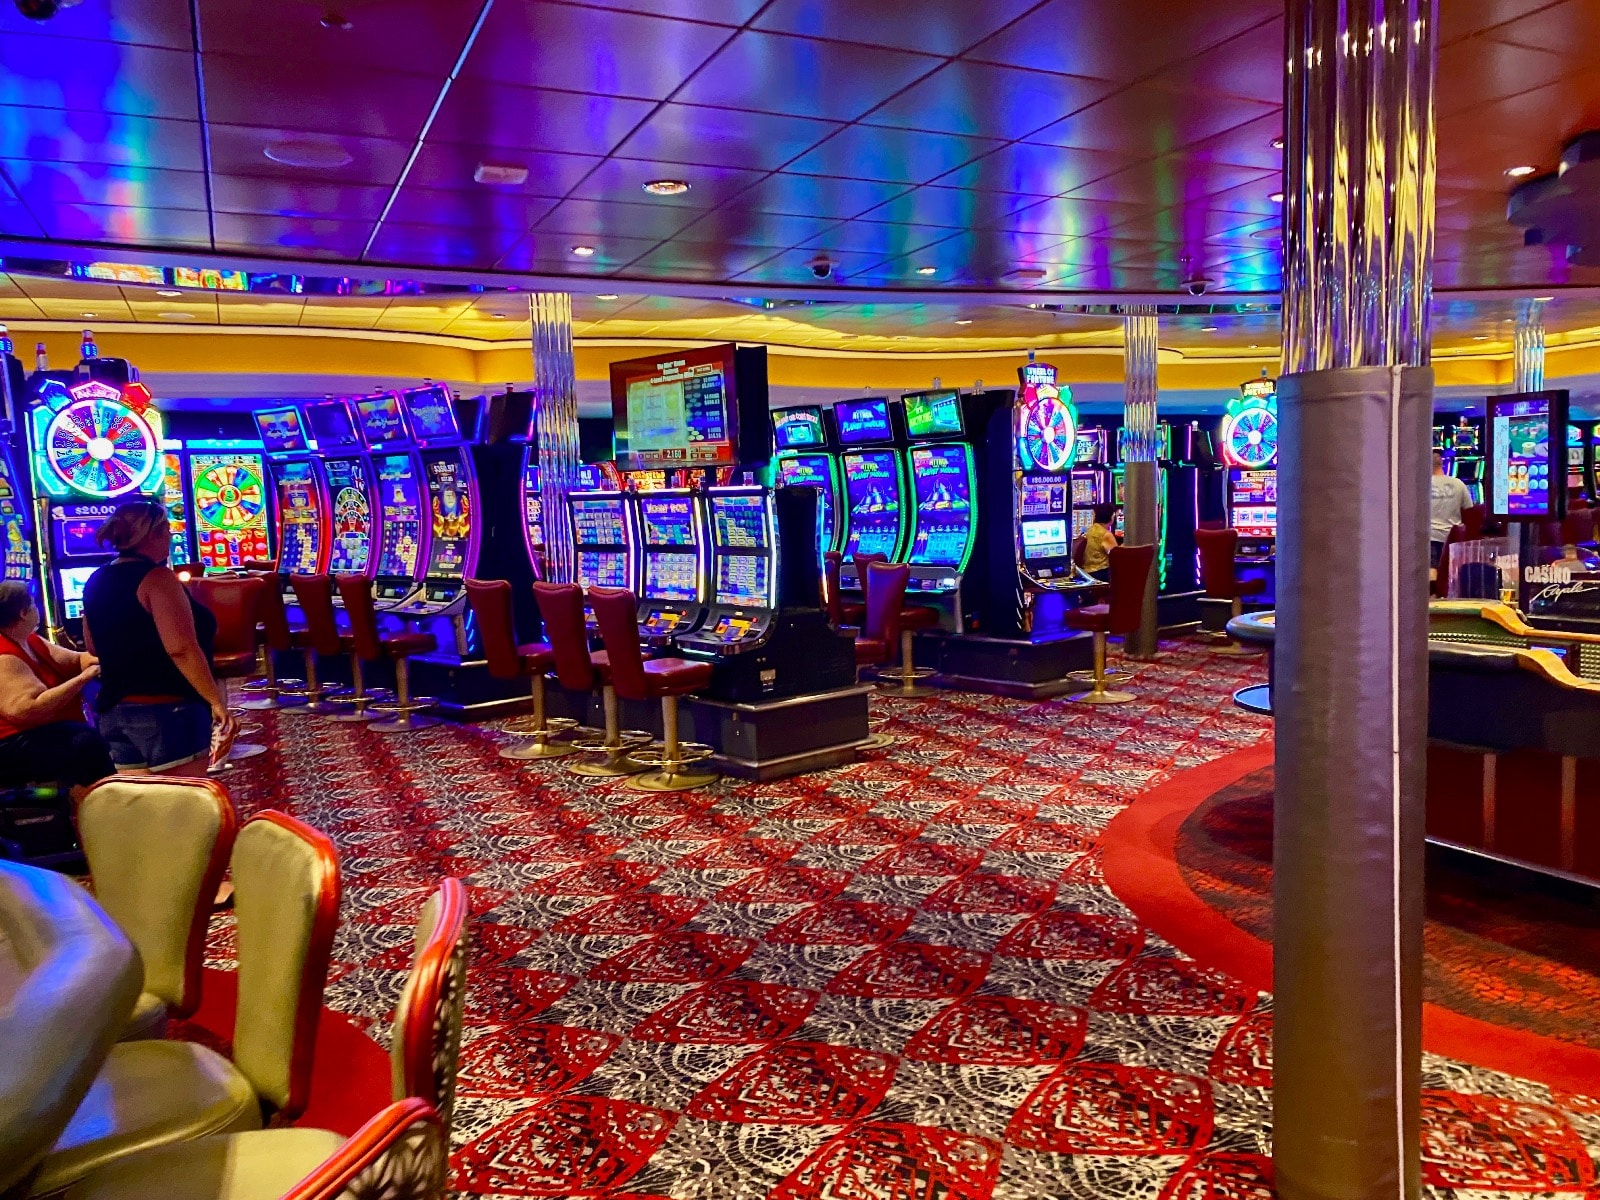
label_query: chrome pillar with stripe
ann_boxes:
[1276,3,1437,1199]
[1122,306,1161,659]
[532,292,581,583]
[1513,297,1546,392]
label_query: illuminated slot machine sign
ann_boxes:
[842,451,904,559]
[0,450,31,585]
[354,393,425,600]
[255,406,325,576]
[160,450,190,567]
[31,376,161,501]
[907,444,975,567]
[1015,361,1080,580]
[1221,379,1280,543]
[637,493,704,636]
[571,495,632,589]
[612,344,738,470]
[422,455,472,580]
[773,405,839,557]
[188,451,271,570]
[707,491,774,642]
[304,399,372,576]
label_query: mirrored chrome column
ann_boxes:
[1276,4,1437,1200]
[1122,307,1160,658]
[1513,297,1546,392]
[531,292,581,584]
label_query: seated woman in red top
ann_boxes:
[0,580,114,800]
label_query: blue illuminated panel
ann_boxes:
[644,552,699,602]
[275,459,323,574]
[710,493,768,550]
[375,454,423,579]
[572,496,627,546]
[715,553,770,607]
[908,445,974,568]
[323,457,373,574]
[835,398,892,445]
[422,452,471,579]
[578,550,628,588]
[639,495,695,546]
[842,450,903,559]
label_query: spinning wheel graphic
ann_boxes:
[1222,404,1278,470]
[1019,385,1078,472]
[43,395,158,498]
[194,462,266,529]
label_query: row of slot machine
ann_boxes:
[1434,418,1486,504]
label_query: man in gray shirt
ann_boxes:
[1430,449,1472,567]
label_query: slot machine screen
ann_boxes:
[902,389,963,439]
[57,566,97,618]
[254,407,308,454]
[374,454,423,579]
[577,550,628,588]
[835,398,893,445]
[1489,391,1566,520]
[1021,518,1071,562]
[1232,507,1277,538]
[1019,474,1070,517]
[715,553,771,607]
[643,551,699,602]
[323,458,373,574]
[1071,473,1098,507]
[772,407,825,450]
[403,386,461,442]
[778,454,837,555]
[710,492,769,550]
[908,445,974,567]
[1074,429,1106,465]
[161,452,189,566]
[422,454,471,579]
[522,458,544,553]
[304,400,360,451]
[189,451,272,570]
[1230,470,1277,507]
[612,344,738,469]
[354,394,411,449]
[51,504,113,559]
[571,496,627,547]
[639,495,696,546]
[842,451,903,558]
[274,459,324,574]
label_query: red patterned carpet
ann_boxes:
[201,640,1600,1198]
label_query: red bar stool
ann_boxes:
[238,574,307,710]
[190,576,269,763]
[338,575,439,732]
[589,586,719,793]
[534,581,651,778]
[1064,543,1156,705]
[465,578,576,760]
[879,601,940,697]
[1195,527,1266,655]
[287,575,351,714]
[324,575,392,723]
[854,561,908,749]
[844,552,885,625]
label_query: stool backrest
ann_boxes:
[533,582,595,691]
[464,579,520,680]
[78,776,236,1021]
[191,576,267,659]
[256,574,296,652]
[335,575,384,661]
[823,552,844,625]
[1194,527,1241,599]
[1561,505,1594,546]
[231,810,340,1121]
[852,552,888,584]
[862,561,909,646]
[1107,543,1157,636]
[589,586,649,701]
[1072,535,1086,567]
[391,878,469,1133]
[1461,504,1487,541]
[290,574,343,657]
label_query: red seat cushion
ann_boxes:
[1236,577,1268,597]
[854,637,890,665]
[900,605,940,631]
[589,649,611,684]
[642,657,712,696]
[212,651,258,679]
[518,642,556,674]
[1062,603,1111,633]
[381,631,436,658]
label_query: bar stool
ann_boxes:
[465,578,575,759]
[534,581,651,778]
[287,574,350,714]
[589,587,718,792]
[238,575,307,711]
[1064,543,1156,705]
[189,576,269,762]
[879,601,940,697]
[845,551,886,625]
[338,575,439,732]
[1195,527,1266,654]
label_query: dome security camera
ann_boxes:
[808,255,834,280]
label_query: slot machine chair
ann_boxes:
[464,578,576,759]
[237,572,307,711]
[589,587,719,793]
[534,582,651,779]
[189,576,269,763]
[337,576,439,733]
[849,552,888,621]
[879,601,941,698]
[1562,504,1596,546]
[1461,505,1487,541]
[1064,543,1157,705]
[287,576,353,713]
[1195,527,1266,654]
[1433,523,1467,598]
[823,552,853,627]
[854,562,909,748]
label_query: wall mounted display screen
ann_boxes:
[639,495,695,546]
[716,552,770,608]
[835,398,892,446]
[908,445,975,567]
[842,451,903,558]
[577,550,628,589]
[611,344,737,469]
[778,454,837,555]
[1488,390,1567,521]
[772,407,825,450]
[304,400,360,451]
[189,451,271,569]
[403,385,460,442]
[710,492,768,550]
[1021,518,1071,562]
[422,453,472,579]
[374,454,423,578]
[254,407,308,454]
[643,551,699,602]
[274,459,324,574]
[354,394,410,450]
[323,457,373,574]
[572,496,627,547]
[903,389,963,439]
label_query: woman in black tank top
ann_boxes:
[82,499,236,775]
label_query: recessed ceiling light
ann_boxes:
[915,266,937,276]
[1249,343,1260,349]
[1010,267,1048,281]
[1201,325,1218,331]
[892,335,910,340]
[1250,227,1282,240]
[571,245,597,257]
[1026,303,1040,309]
[1534,294,1555,301]
[157,289,182,297]
[1268,192,1285,203]
[595,294,619,301]
[158,311,196,320]
[489,312,507,319]
[1270,136,1285,150]
[1504,165,1538,178]
[954,319,972,325]
[642,179,689,196]
[81,312,95,318]
[319,11,352,30]
[474,162,529,186]
[1473,335,1489,341]
[263,139,353,169]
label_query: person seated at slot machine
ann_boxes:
[0,581,114,802]
[1081,504,1120,581]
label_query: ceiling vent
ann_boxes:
[474,162,530,186]
[1507,131,1600,265]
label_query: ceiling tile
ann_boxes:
[1149,18,1284,106]
[752,0,1045,57]
[549,0,766,21]
[1203,176,1285,216]
[992,195,1150,237]
[669,209,842,248]
[1182,112,1285,171]
[533,197,711,241]
[380,188,562,232]
[674,31,943,122]
[365,224,522,270]
[203,55,440,139]
[0,37,198,120]
[731,246,897,284]
[855,186,1041,230]
[213,212,373,259]
[566,158,767,207]
[465,3,731,98]
[732,173,913,219]
[786,127,1003,186]
[428,81,655,156]
[0,107,203,171]
[1435,35,1581,119]
[0,0,192,48]
[0,199,45,239]
[209,176,396,221]
[929,142,1137,196]
[1024,84,1278,156]
[198,0,484,75]
[1,160,207,212]
[1443,67,1600,162]
[400,144,600,193]
[1440,0,1582,45]
[207,126,411,188]
[1063,155,1277,205]
[612,103,841,171]
[615,241,785,280]
[798,221,960,256]
[861,62,1119,139]
[496,231,663,272]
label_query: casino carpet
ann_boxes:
[203,641,1600,1199]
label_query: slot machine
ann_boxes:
[353,392,428,609]
[569,489,635,596]
[1220,378,1279,562]
[632,489,708,641]
[26,334,165,639]
[177,441,273,572]
[1448,418,1484,504]
[0,328,35,587]
[390,384,480,620]
[772,405,841,561]
[254,405,329,595]
[1567,422,1591,503]
[1069,427,1110,540]
[159,445,192,568]
[304,398,376,579]
[902,387,983,626]
[833,396,908,594]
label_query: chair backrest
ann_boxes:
[1460,504,1487,541]
[1434,523,1466,596]
[464,579,521,680]
[0,861,141,1194]
[255,574,296,652]
[390,879,469,1132]
[862,561,909,646]
[77,776,236,1019]
[335,575,384,661]
[283,1098,447,1200]
[191,576,267,659]
[822,552,844,625]
[1071,535,1086,567]
[1107,543,1157,636]
[231,811,340,1121]
[1561,505,1594,546]
[852,552,888,584]
[290,575,343,657]
[1194,526,1241,599]
[533,582,595,692]
[588,587,649,701]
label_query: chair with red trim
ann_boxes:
[465,578,575,760]
[845,551,886,624]
[338,575,439,733]
[323,575,395,725]
[853,561,908,678]
[534,581,651,779]
[1195,527,1266,654]
[878,600,941,697]
[589,587,718,793]
[191,576,270,762]
[30,811,341,1196]
[822,552,850,627]
[76,776,237,1042]
[1460,504,1487,541]
[287,575,350,714]
[1064,543,1156,705]
[239,575,306,712]
[1562,504,1596,546]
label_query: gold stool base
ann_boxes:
[328,708,378,723]
[626,767,718,793]
[500,739,577,760]
[1069,688,1136,705]
[568,752,648,778]
[1211,642,1262,656]
[369,713,441,732]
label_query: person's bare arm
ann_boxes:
[138,568,226,717]
[39,638,88,676]
[0,655,97,724]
